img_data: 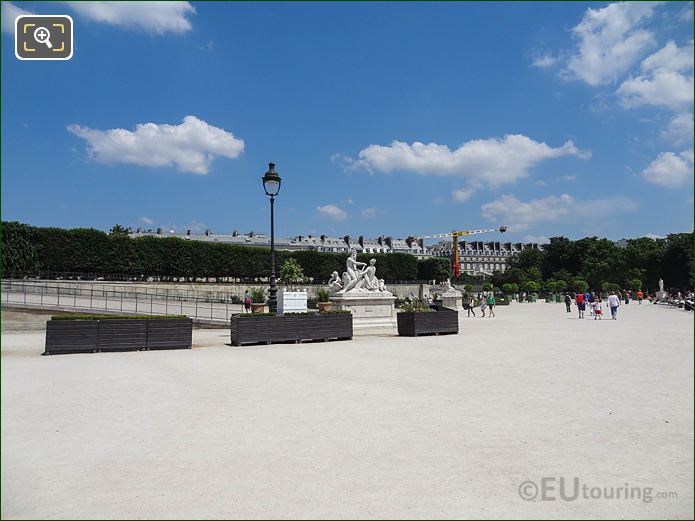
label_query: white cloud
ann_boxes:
[316,204,347,221]
[1,2,32,34]
[563,1,662,86]
[361,207,380,218]
[679,2,694,22]
[64,1,195,34]
[523,235,551,244]
[531,54,559,68]
[617,40,694,110]
[661,112,694,147]
[452,188,474,202]
[559,175,577,182]
[140,216,154,225]
[481,193,636,231]
[641,149,694,187]
[67,115,244,174]
[347,135,589,188]
[644,233,665,239]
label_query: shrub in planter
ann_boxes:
[250,287,266,313]
[316,288,332,312]
[495,294,511,305]
[45,315,192,355]
[230,310,352,345]
[397,307,458,337]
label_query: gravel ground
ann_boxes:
[1,302,693,519]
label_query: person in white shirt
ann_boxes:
[594,299,602,320]
[607,292,621,320]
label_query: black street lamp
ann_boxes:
[262,162,282,313]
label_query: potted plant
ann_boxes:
[250,287,266,314]
[397,298,458,337]
[316,288,332,312]
[230,310,352,346]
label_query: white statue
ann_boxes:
[332,249,389,294]
[659,278,664,292]
[328,271,343,293]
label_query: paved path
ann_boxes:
[1,303,693,519]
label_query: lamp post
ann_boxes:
[262,162,282,313]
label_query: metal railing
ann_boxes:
[1,280,241,322]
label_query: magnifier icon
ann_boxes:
[33,26,53,49]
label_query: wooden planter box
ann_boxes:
[397,309,459,337]
[146,318,193,350]
[44,318,193,355]
[230,313,352,346]
[44,320,99,355]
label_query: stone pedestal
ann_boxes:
[441,290,463,311]
[330,292,396,328]
[656,291,668,301]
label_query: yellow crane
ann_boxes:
[407,226,507,277]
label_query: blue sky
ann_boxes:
[2,1,693,244]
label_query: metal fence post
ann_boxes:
[57,285,60,306]
[90,288,93,308]
[150,294,153,315]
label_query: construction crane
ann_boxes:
[407,226,507,278]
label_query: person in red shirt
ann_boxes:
[637,290,643,304]
[575,292,585,319]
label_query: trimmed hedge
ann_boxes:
[2,221,423,282]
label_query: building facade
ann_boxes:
[430,240,543,276]
[129,229,429,256]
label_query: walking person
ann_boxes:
[479,293,487,318]
[243,289,252,314]
[576,291,585,319]
[608,291,621,320]
[594,298,602,320]
[564,293,572,313]
[588,292,595,316]
[487,292,496,318]
[637,290,643,304]
[467,295,476,317]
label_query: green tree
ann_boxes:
[628,278,642,290]
[572,279,589,293]
[522,280,540,294]
[482,282,493,292]
[501,283,518,297]
[662,233,693,290]
[1,221,38,276]
[601,282,621,294]
[280,258,305,289]
[109,224,129,236]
